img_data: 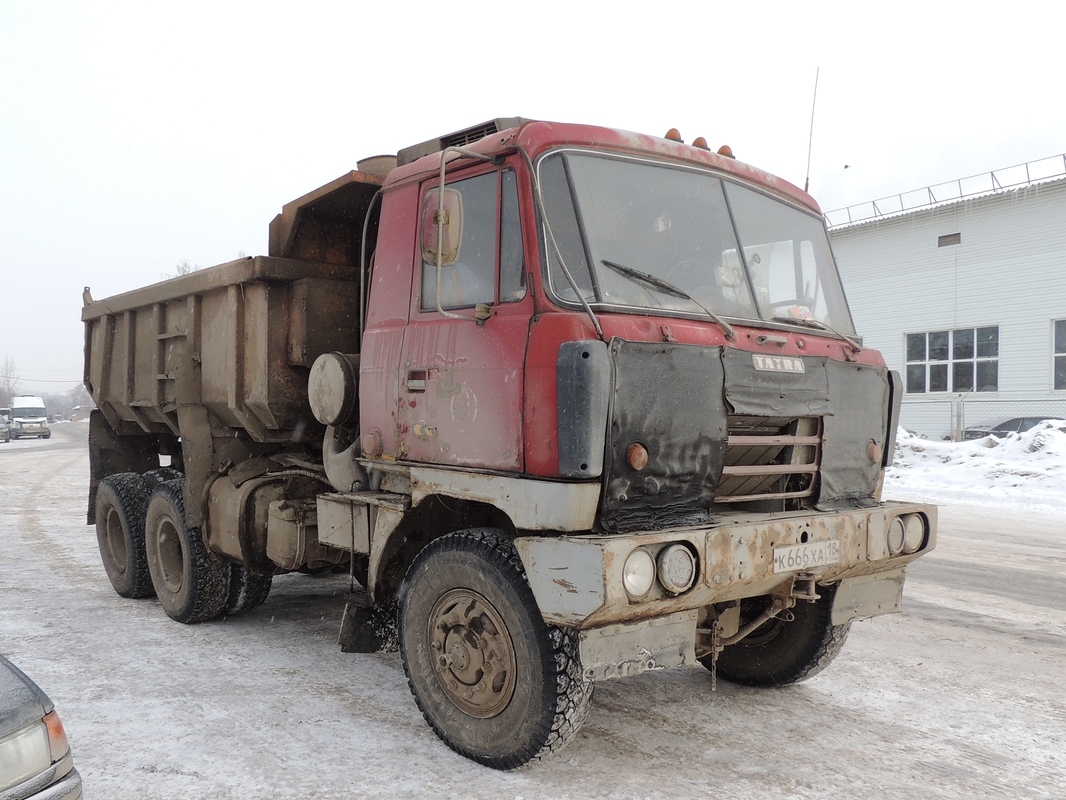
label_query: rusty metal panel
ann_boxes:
[316,493,371,553]
[288,279,360,367]
[513,501,936,629]
[831,568,905,625]
[84,256,358,443]
[514,537,607,627]
[268,171,384,263]
[409,466,600,531]
[578,611,697,682]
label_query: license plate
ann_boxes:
[772,539,841,573]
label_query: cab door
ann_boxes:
[397,166,530,471]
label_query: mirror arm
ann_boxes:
[433,146,502,321]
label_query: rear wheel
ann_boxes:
[701,586,850,687]
[95,473,154,598]
[398,529,593,769]
[145,479,231,623]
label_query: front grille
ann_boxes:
[714,415,821,504]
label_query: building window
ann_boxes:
[905,326,998,393]
[1055,320,1066,390]
[937,232,961,247]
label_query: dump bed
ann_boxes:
[82,256,359,442]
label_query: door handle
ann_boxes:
[406,369,427,392]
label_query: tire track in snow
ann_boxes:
[9,445,102,588]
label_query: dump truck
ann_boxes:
[82,117,937,769]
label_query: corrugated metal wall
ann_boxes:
[829,178,1066,439]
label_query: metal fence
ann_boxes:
[825,154,1066,229]
[899,392,1066,441]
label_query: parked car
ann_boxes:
[0,654,82,799]
[963,417,1066,440]
[0,415,9,444]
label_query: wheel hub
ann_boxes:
[429,588,516,718]
[103,507,128,574]
[154,518,185,594]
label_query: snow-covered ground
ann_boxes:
[1,422,1064,799]
[887,419,1066,512]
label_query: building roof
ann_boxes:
[825,153,1066,230]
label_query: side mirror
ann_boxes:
[421,187,463,267]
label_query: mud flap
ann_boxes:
[578,610,697,681]
[339,599,398,653]
[830,568,904,626]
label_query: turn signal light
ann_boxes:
[626,442,649,471]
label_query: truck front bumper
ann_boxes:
[514,501,936,679]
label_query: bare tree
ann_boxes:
[0,356,19,408]
[160,259,201,281]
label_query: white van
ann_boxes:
[10,395,50,439]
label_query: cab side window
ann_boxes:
[421,169,525,310]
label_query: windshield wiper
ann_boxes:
[601,260,735,340]
[772,315,862,352]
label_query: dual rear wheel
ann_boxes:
[94,472,272,622]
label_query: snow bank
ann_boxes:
[885,419,1066,513]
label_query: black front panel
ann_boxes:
[601,340,728,532]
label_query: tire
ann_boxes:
[398,529,593,769]
[224,565,273,616]
[95,473,155,598]
[702,586,850,687]
[143,467,183,490]
[145,478,231,623]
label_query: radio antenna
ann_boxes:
[804,67,820,194]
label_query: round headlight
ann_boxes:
[622,549,655,598]
[657,544,697,595]
[903,514,926,554]
[887,517,906,555]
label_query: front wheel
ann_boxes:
[398,529,593,769]
[145,479,231,623]
[701,586,850,687]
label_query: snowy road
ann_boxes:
[1,422,1064,799]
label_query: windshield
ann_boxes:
[538,151,855,335]
[12,406,46,419]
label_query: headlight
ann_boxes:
[657,544,697,594]
[0,721,50,792]
[622,549,655,598]
[887,517,906,556]
[903,514,926,554]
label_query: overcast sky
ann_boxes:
[2,1,1064,394]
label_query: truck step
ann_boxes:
[334,490,410,512]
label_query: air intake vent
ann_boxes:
[715,415,821,504]
[397,117,525,166]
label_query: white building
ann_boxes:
[827,157,1066,440]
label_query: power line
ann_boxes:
[10,378,83,384]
